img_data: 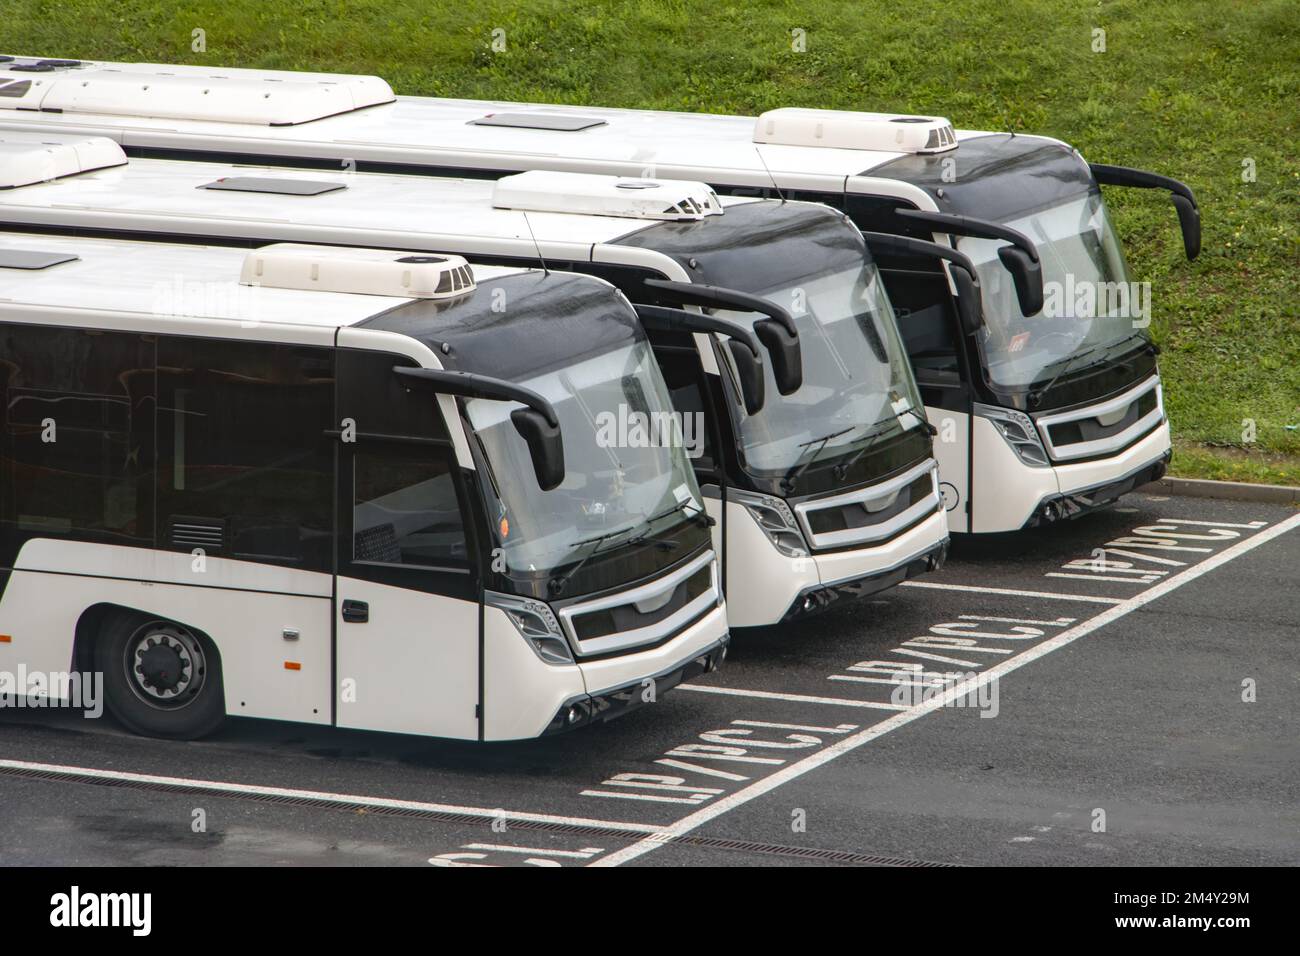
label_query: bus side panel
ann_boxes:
[334,576,479,739]
[926,405,970,533]
[0,542,332,723]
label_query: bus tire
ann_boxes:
[96,613,226,740]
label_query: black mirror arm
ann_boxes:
[633,304,763,358]
[394,366,560,429]
[1089,163,1198,209]
[861,231,981,277]
[642,278,799,340]
[1089,163,1200,261]
[894,208,1039,264]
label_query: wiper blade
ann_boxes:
[1031,334,1147,402]
[547,525,638,597]
[781,426,857,493]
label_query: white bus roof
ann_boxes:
[0,232,528,337]
[0,55,1005,189]
[0,142,762,260]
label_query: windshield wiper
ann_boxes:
[546,525,639,597]
[640,497,713,533]
[833,419,909,480]
[780,426,857,493]
[1030,334,1147,404]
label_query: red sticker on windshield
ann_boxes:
[1008,332,1031,353]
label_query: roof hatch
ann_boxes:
[0,131,126,189]
[492,170,723,220]
[240,244,476,299]
[470,112,607,132]
[754,108,958,154]
[0,249,80,270]
[0,58,395,125]
[200,176,347,196]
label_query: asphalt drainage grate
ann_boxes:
[0,762,959,866]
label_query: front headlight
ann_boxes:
[975,403,1049,467]
[730,489,808,557]
[485,592,574,665]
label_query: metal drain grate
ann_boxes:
[0,762,958,866]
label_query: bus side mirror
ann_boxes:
[996,245,1044,316]
[511,408,566,491]
[755,319,802,395]
[951,265,984,335]
[726,339,766,415]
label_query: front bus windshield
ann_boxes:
[465,337,705,587]
[717,261,926,478]
[960,190,1149,390]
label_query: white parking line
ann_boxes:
[900,581,1123,604]
[0,758,664,835]
[591,512,1300,867]
[677,684,907,710]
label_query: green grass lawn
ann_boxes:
[7,0,1299,483]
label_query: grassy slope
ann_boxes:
[5,0,1299,482]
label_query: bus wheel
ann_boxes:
[96,614,225,739]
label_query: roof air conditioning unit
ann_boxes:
[492,170,723,220]
[0,131,126,188]
[240,244,476,299]
[754,108,958,154]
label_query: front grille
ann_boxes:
[557,551,719,658]
[794,458,940,551]
[1034,376,1164,462]
[572,562,712,642]
[805,472,934,536]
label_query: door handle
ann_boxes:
[341,600,369,624]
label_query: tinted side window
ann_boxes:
[156,337,334,571]
[0,324,155,566]
[353,443,468,569]
[653,346,719,475]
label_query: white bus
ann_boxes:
[0,230,729,740]
[0,55,1192,532]
[0,132,951,627]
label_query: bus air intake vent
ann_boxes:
[492,170,723,221]
[0,60,395,125]
[169,517,227,552]
[240,244,476,299]
[754,108,958,154]
[0,131,126,188]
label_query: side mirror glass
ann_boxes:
[510,407,565,491]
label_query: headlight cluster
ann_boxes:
[730,489,808,557]
[485,592,573,665]
[975,403,1049,467]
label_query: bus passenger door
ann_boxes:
[334,435,481,740]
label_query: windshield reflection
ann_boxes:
[717,263,926,476]
[960,192,1148,389]
[466,340,702,577]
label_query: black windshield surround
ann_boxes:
[361,272,711,601]
[865,134,1156,411]
[614,202,934,497]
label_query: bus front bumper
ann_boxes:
[542,632,730,735]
